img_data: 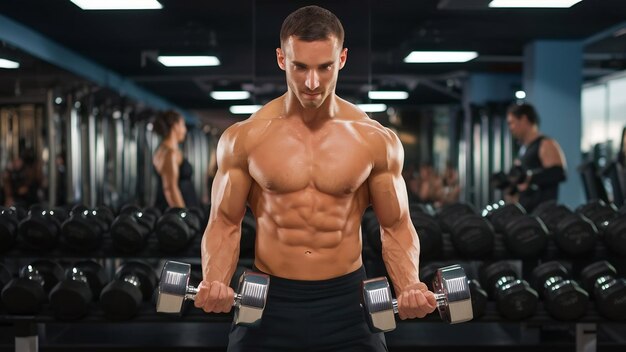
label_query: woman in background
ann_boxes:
[152,110,199,211]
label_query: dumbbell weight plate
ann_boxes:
[503,216,548,258]
[485,203,525,234]
[0,207,19,250]
[450,215,494,258]
[533,202,573,234]
[554,215,597,256]
[2,260,64,314]
[438,203,476,233]
[604,216,626,256]
[100,261,157,320]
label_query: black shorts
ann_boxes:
[227,266,388,352]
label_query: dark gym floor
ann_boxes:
[1,321,626,351]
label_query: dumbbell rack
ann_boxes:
[2,232,626,352]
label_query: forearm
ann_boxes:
[201,218,241,285]
[381,219,421,294]
[164,186,186,208]
[528,166,566,187]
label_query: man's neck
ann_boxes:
[522,129,540,146]
[283,91,339,128]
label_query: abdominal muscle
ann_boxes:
[251,187,366,280]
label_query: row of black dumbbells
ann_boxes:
[1,258,624,323]
[0,259,238,321]
[419,260,626,322]
[0,204,259,256]
[0,204,228,255]
[363,200,626,260]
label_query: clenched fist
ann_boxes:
[193,280,235,314]
[396,282,437,319]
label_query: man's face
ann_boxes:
[507,113,528,140]
[277,36,347,109]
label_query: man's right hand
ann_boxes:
[193,280,235,314]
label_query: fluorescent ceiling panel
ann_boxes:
[489,0,582,8]
[157,56,220,67]
[0,58,19,69]
[70,0,163,10]
[229,105,262,114]
[357,104,388,113]
[404,51,478,63]
[210,91,251,100]
[368,91,409,100]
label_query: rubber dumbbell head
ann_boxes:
[0,263,12,311]
[553,214,597,256]
[156,208,201,252]
[49,260,107,320]
[480,262,538,320]
[530,261,589,320]
[100,261,157,320]
[362,264,473,333]
[111,206,160,253]
[18,206,67,251]
[156,261,270,327]
[483,202,526,234]
[604,214,626,256]
[62,206,113,251]
[0,206,23,251]
[1,260,64,314]
[533,202,573,234]
[449,214,494,258]
[580,261,626,320]
[437,203,476,234]
[576,200,617,231]
[502,216,548,258]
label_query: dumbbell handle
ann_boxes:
[390,293,446,314]
[185,285,243,306]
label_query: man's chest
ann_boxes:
[247,128,373,196]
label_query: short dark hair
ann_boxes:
[280,6,344,47]
[153,110,183,137]
[508,103,540,126]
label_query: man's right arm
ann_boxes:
[195,123,252,313]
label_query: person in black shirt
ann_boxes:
[506,103,567,212]
[152,110,199,211]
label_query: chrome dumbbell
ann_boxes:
[362,264,473,332]
[156,260,270,326]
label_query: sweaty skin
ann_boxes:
[196,35,436,319]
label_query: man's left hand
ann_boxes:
[396,282,437,320]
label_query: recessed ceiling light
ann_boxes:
[70,0,163,10]
[515,90,526,99]
[489,0,583,8]
[210,91,251,100]
[368,91,409,100]
[0,58,20,69]
[404,51,478,63]
[357,104,388,113]
[157,56,220,67]
[229,105,262,114]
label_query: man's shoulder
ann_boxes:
[336,99,395,137]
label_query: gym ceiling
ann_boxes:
[0,0,625,113]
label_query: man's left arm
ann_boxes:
[367,128,436,319]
